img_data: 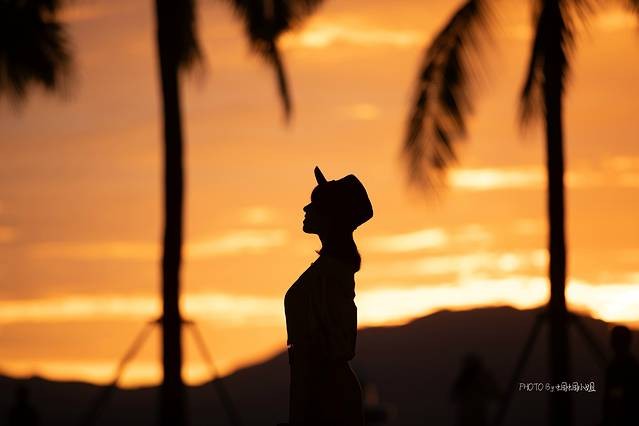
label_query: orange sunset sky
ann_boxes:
[1,0,638,387]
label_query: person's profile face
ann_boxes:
[302,200,323,234]
[303,187,331,235]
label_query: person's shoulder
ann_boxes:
[315,256,356,296]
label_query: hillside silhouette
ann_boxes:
[2,306,635,426]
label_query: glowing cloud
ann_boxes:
[364,228,449,252]
[450,167,545,190]
[3,277,639,386]
[282,21,424,48]
[505,9,637,40]
[449,164,639,191]
[29,229,287,261]
[187,229,287,258]
[357,277,549,326]
[568,280,639,324]
[338,103,381,121]
[362,250,548,278]
[0,296,161,323]
[30,241,157,260]
[0,293,282,326]
[596,9,638,32]
[2,276,638,328]
[240,206,277,225]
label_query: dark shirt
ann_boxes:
[284,255,363,426]
[284,255,357,362]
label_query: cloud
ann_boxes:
[363,224,493,254]
[450,167,545,190]
[595,9,638,32]
[0,293,281,326]
[449,163,639,191]
[29,229,287,261]
[364,228,449,252]
[281,21,424,48]
[239,206,277,225]
[30,241,158,261]
[3,275,638,329]
[358,277,639,326]
[187,229,287,258]
[357,277,549,325]
[338,103,381,121]
[568,280,639,323]
[361,250,548,278]
[504,9,637,41]
[0,295,159,323]
[3,277,638,387]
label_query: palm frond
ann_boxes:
[155,0,202,71]
[403,0,492,188]
[519,0,596,126]
[226,0,324,120]
[0,0,71,103]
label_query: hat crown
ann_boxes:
[312,167,373,229]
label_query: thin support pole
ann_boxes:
[493,312,546,426]
[570,313,608,370]
[186,321,243,426]
[79,320,156,426]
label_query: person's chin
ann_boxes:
[302,222,314,234]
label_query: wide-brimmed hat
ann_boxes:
[311,166,373,230]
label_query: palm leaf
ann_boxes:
[155,0,202,71]
[0,0,71,103]
[403,0,492,189]
[226,0,324,120]
[519,0,595,126]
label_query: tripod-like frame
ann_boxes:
[492,309,608,426]
[78,317,243,426]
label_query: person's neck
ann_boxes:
[319,232,354,252]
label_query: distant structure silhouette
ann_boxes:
[451,354,500,426]
[8,384,40,426]
[284,166,373,426]
[601,326,639,426]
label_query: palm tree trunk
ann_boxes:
[155,1,186,425]
[544,3,572,424]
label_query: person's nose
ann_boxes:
[303,204,311,213]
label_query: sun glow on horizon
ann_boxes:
[2,276,638,387]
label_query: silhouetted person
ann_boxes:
[8,384,40,426]
[601,325,639,426]
[284,166,373,426]
[451,353,500,426]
